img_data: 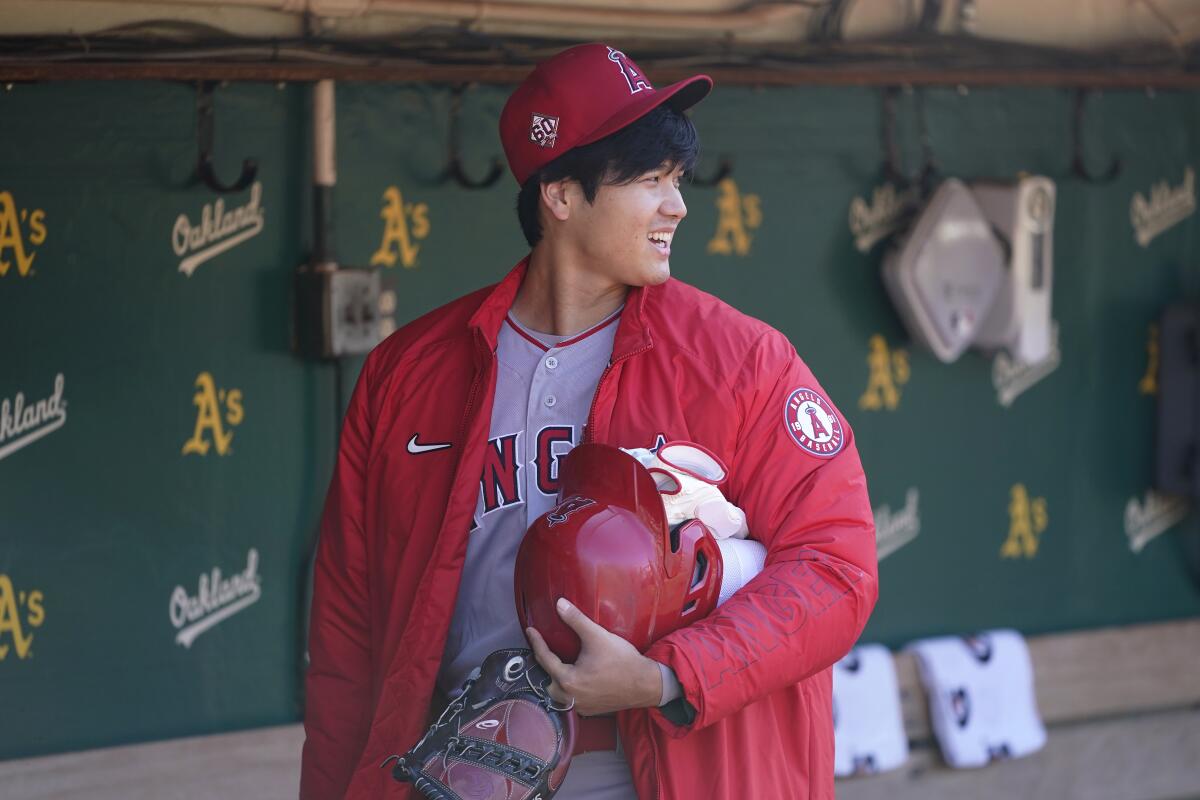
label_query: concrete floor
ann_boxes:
[0,723,305,800]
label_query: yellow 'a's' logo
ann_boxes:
[182,372,244,457]
[0,191,48,278]
[370,186,430,269]
[859,334,910,411]
[1000,483,1048,559]
[0,575,45,660]
[707,178,762,257]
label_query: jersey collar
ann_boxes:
[470,255,654,361]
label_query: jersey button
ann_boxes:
[545,356,559,370]
[544,395,557,408]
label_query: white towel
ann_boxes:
[908,630,1046,768]
[832,645,909,776]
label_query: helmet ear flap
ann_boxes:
[691,549,709,588]
[669,519,723,624]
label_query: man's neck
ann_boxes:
[511,245,629,336]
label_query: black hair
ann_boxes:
[516,104,700,247]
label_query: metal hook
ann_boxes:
[1070,89,1122,184]
[195,81,258,194]
[442,84,504,190]
[690,157,734,188]
[881,86,937,196]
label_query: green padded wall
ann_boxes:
[0,78,1197,760]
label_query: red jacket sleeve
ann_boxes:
[300,356,377,799]
[644,330,879,732]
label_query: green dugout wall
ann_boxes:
[0,80,1197,760]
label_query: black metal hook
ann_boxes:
[195,81,257,194]
[442,84,504,190]
[1070,89,1121,184]
[690,157,734,187]
[881,86,938,196]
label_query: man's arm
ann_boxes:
[644,329,879,733]
[300,357,377,800]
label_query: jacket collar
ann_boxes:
[469,255,654,360]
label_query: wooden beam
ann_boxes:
[837,706,1200,800]
[0,723,305,800]
[1,61,1199,88]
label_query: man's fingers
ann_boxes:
[525,626,563,673]
[525,626,573,706]
[555,597,602,641]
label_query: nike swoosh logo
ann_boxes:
[407,434,453,454]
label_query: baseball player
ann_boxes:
[301,43,878,799]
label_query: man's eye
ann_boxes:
[643,175,660,184]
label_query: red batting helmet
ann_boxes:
[514,443,723,663]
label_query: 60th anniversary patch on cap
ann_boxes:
[784,387,845,457]
[530,113,559,148]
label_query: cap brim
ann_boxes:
[577,74,713,148]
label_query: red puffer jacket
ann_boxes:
[301,257,878,799]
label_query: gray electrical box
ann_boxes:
[294,266,382,359]
[882,178,1006,363]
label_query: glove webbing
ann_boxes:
[404,735,551,800]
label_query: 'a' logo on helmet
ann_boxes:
[547,496,596,527]
[606,47,652,95]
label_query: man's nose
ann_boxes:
[663,184,687,219]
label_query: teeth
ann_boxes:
[648,231,673,245]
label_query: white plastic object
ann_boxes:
[882,178,1006,363]
[971,176,1056,365]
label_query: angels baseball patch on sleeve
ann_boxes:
[783,387,845,457]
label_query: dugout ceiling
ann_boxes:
[0,0,1198,60]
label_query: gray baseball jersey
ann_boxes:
[438,304,636,799]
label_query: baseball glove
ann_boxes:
[386,647,577,800]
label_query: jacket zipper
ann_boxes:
[583,343,652,444]
[457,335,489,446]
[648,714,661,800]
[588,345,660,796]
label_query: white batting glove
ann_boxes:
[621,441,750,539]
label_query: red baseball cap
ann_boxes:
[500,43,712,185]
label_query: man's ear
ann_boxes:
[540,178,575,223]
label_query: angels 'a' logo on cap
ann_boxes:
[606,47,652,95]
[547,496,596,526]
[783,387,845,457]
[530,113,559,148]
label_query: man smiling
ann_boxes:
[301,43,878,800]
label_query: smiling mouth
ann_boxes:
[648,231,674,250]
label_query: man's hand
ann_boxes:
[525,597,663,716]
